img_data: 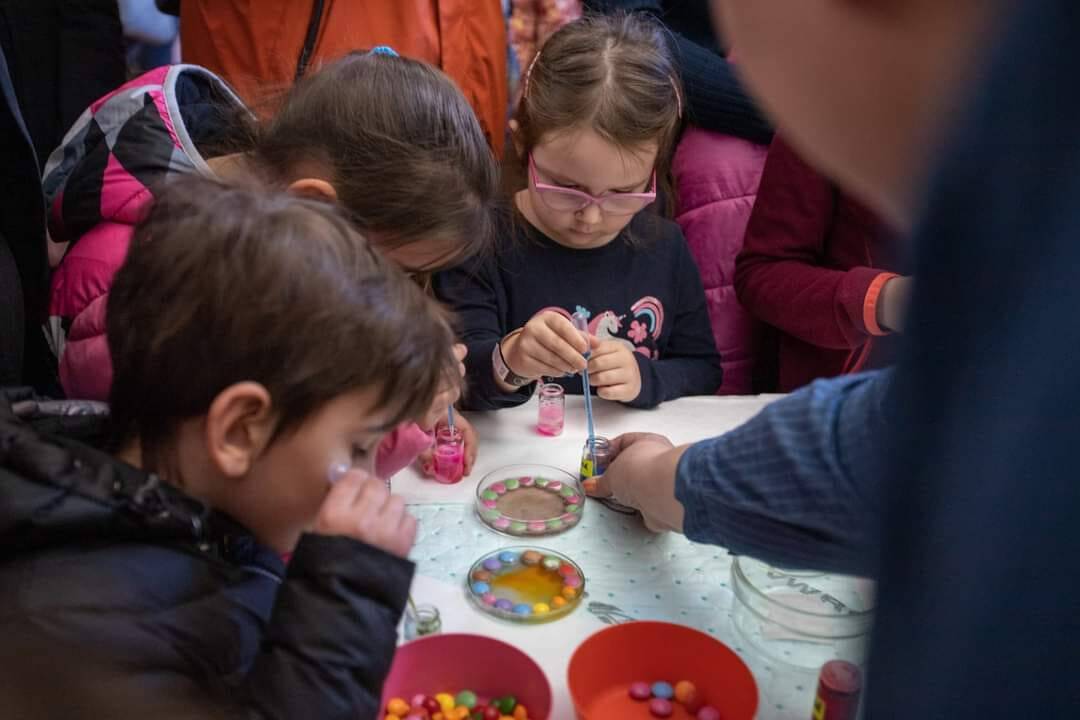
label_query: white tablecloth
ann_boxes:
[400,394,830,720]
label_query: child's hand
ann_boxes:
[502,311,589,381]
[420,344,468,430]
[419,410,479,477]
[314,469,417,559]
[876,275,913,333]
[587,340,642,402]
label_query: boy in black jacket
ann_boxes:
[0,178,461,719]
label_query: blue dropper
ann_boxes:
[571,312,597,462]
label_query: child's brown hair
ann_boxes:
[514,13,684,175]
[106,176,460,469]
[246,51,499,272]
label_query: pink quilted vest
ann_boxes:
[672,126,769,395]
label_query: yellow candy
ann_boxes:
[551,595,567,608]
[562,585,578,599]
[454,708,471,720]
[532,602,550,614]
[384,715,401,720]
[387,698,410,716]
[436,694,456,713]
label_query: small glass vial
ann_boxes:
[404,603,442,640]
[433,426,464,484]
[579,436,612,481]
[536,383,565,436]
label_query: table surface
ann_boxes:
[398,394,836,720]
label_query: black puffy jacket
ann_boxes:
[0,394,412,720]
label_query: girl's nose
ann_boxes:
[579,202,603,225]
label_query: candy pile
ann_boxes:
[628,680,721,719]
[385,690,530,720]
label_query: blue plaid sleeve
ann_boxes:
[675,369,893,577]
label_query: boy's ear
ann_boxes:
[287,177,339,203]
[205,382,276,479]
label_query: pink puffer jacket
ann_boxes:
[45,64,246,400]
[672,126,769,395]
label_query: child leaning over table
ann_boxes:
[434,13,722,411]
[0,178,462,719]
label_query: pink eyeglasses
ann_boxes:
[529,153,656,216]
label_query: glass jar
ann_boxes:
[536,383,565,436]
[730,556,875,671]
[579,436,612,481]
[404,603,442,640]
[433,426,464,484]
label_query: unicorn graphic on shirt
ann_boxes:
[536,297,665,359]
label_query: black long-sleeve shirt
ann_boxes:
[434,212,722,410]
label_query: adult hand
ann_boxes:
[587,340,642,402]
[314,469,417,558]
[877,275,913,333]
[419,409,479,477]
[500,311,590,381]
[584,432,688,533]
[420,344,467,430]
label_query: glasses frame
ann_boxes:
[528,153,657,216]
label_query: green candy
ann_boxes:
[542,556,561,570]
[481,489,499,501]
[455,690,477,709]
[509,521,528,533]
[534,477,550,488]
[546,518,564,530]
[559,485,576,497]
[480,509,501,521]
[568,503,583,514]
[495,696,518,714]
[505,478,520,490]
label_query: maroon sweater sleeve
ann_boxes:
[735,137,887,350]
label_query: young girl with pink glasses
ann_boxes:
[436,13,721,410]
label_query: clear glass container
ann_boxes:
[475,464,584,536]
[433,426,464,484]
[579,436,612,481]
[730,556,875,671]
[536,383,565,436]
[404,603,442,640]
[465,546,586,624]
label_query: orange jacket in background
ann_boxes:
[179,0,508,155]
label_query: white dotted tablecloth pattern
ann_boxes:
[401,395,839,720]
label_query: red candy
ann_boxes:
[649,698,674,717]
[696,707,721,720]
[422,697,441,715]
[629,681,652,701]
[482,707,500,720]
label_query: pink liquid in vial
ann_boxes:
[433,444,464,484]
[537,404,564,436]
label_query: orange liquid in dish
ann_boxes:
[489,565,565,605]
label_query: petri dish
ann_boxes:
[465,546,586,624]
[474,464,584,537]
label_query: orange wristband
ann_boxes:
[863,272,900,336]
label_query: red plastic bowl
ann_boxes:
[381,634,553,719]
[567,622,758,720]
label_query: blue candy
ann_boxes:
[498,551,518,564]
[471,581,491,594]
[513,603,533,616]
[651,682,674,700]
